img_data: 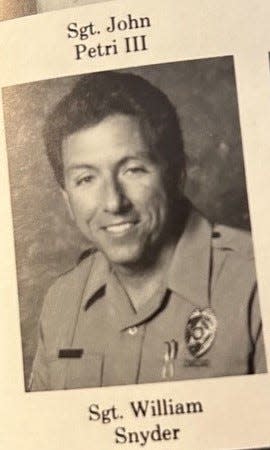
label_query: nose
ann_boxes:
[102,175,130,214]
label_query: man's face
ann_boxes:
[62,114,174,268]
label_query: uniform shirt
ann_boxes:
[30,208,266,391]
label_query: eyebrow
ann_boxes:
[65,164,97,174]
[117,155,151,165]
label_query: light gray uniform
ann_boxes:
[30,209,266,391]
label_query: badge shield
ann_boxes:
[185,308,217,358]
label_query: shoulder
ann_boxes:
[211,223,254,260]
[210,222,257,291]
[40,249,97,319]
[187,205,255,261]
[50,249,96,291]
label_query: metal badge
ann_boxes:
[185,308,217,358]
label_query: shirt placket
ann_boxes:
[102,273,168,386]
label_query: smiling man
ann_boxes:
[30,71,266,391]
[62,114,176,274]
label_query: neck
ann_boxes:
[112,238,177,311]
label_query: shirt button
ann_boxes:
[128,326,138,336]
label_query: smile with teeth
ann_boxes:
[103,221,137,234]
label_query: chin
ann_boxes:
[102,246,144,268]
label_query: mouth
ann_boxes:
[102,221,139,235]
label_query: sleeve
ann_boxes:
[28,320,50,392]
[250,288,267,374]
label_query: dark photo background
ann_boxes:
[3,56,249,387]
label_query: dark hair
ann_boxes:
[43,70,186,188]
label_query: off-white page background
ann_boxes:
[0,1,270,449]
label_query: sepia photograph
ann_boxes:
[1,0,111,21]
[2,56,267,392]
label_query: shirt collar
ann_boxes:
[82,253,170,329]
[167,208,212,309]
[106,271,171,330]
[82,207,212,314]
[81,252,109,308]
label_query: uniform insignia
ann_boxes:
[58,349,83,358]
[161,339,178,379]
[185,308,217,358]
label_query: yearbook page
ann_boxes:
[0,1,270,449]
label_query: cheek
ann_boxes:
[125,178,168,216]
[68,191,98,223]
[148,190,169,227]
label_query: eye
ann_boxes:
[124,166,147,175]
[76,175,95,186]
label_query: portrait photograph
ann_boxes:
[2,56,267,393]
[1,0,111,21]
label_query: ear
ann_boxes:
[61,189,75,221]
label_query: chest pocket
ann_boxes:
[47,351,103,390]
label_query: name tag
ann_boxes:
[58,349,83,358]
